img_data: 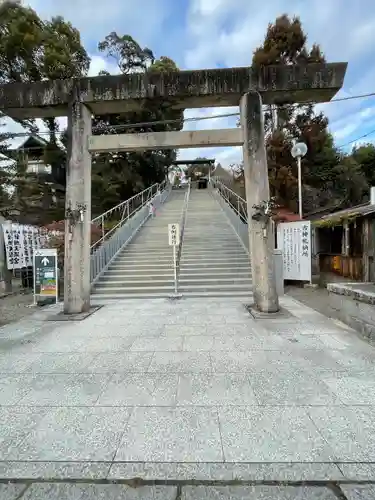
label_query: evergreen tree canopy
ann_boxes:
[251,14,368,213]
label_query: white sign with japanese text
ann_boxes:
[277,221,311,281]
[168,223,180,246]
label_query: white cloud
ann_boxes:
[25,0,172,49]
[179,107,240,167]
[184,0,375,151]
[88,55,120,77]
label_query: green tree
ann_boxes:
[352,143,375,186]
[0,115,13,206]
[98,33,154,73]
[0,2,90,223]
[149,56,178,73]
[91,33,183,215]
[252,14,367,212]
[332,155,369,206]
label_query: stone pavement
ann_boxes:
[0,295,375,498]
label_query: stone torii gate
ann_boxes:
[170,159,216,181]
[0,63,347,314]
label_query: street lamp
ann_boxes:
[291,142,308,219]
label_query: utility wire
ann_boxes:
[337,128,375,149]
[91,90,375,132]
[4,90,375,139]
[1,90,375,153]
[3,126,375,156]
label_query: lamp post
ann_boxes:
[291,142,308,219]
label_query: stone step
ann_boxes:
[180,261,250,268]
[93,285,175,294]
[97,279,175,287]
[179,277,252,286]
[115,255,175,262]
[181,250,247,256]
[109,262,173,269]
[100,274,174,282]
[179,283,253,292]
[92,290,254,300]
[105,269,174,276]
[180,257,249,263]
[180,269,251,277]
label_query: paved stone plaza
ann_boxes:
[0,295,375,498]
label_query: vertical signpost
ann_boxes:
[168,223,180,294]
[33,248,58,304]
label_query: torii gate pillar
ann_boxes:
[240,92,279,313]
[64,102,92,314]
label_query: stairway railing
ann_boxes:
[91,181,167,251]
[210,176,284,295]
[90,181,170,285]
[175,181,191,292]
[210,177,249,252]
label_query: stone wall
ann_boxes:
[327,282,375,341]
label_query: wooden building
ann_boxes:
[309,194,375,282]
[2,134,66,225]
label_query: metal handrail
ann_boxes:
[210,177,248,223]
[91,181,166,251]
[90,181,171,285]
[176,181,191,276]
[210,176,250,253]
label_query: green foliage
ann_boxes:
[352,143,375,186]
[0,3,90,83]
[0,2,90,223]
[0,116,12,207]
[149,56,178,73]
[252,14,368,214]
[92,34,184,215]
[98,33,154,73]
[252,15,325,67]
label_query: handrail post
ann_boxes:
[174,181,191,296]
[173,245,177,294]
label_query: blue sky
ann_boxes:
[5,0,375,167]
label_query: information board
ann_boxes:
[33,248,58,302]
[277,221,311,281]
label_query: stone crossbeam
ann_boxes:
[172,159,215,165]
[0,63,347,119]
[88,129,242,153]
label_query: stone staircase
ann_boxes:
[92,190,186,299]
[179,189,252,297]
[92,188,252,299]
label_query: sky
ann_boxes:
[4,0,375,168]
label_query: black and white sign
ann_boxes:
[1,222,59,270]
[277,221,312,281]
[168,223,180,246]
